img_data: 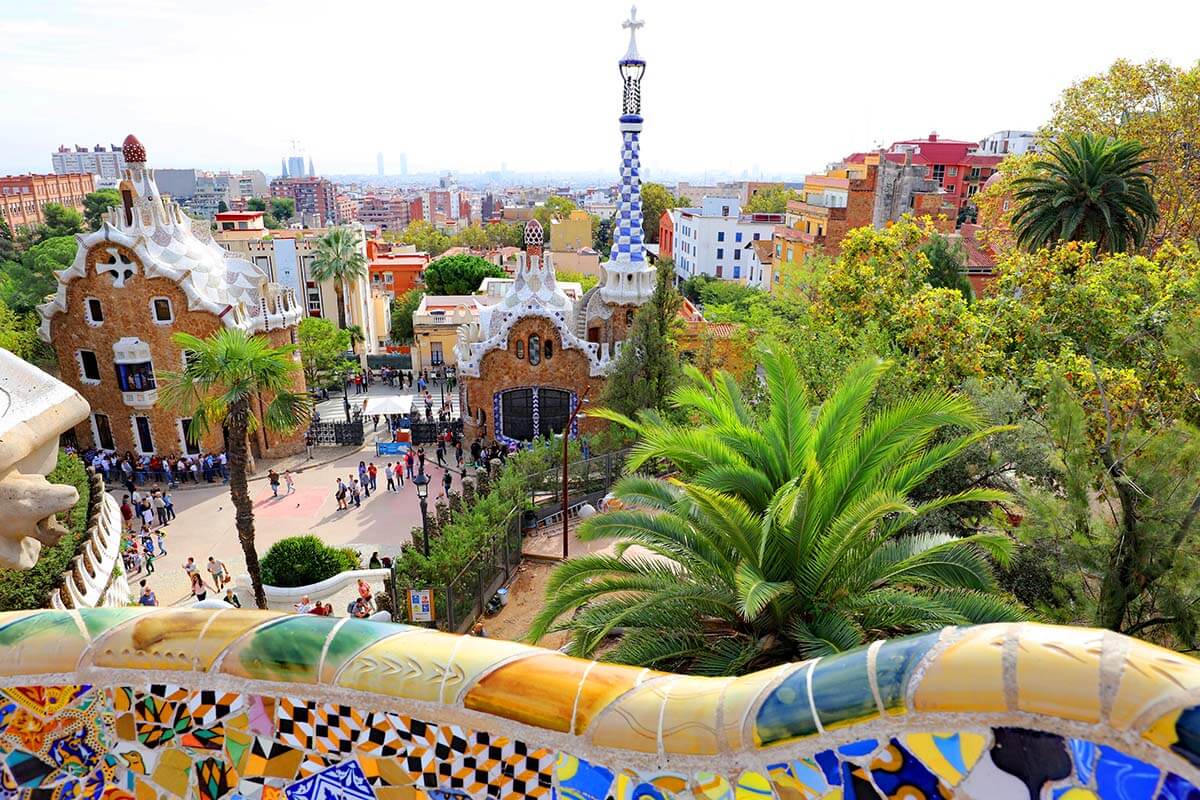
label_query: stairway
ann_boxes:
[575,286,601,338]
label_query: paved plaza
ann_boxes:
[117,378,465,607]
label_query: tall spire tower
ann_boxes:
[600,6,655,305]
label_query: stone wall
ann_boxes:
[50,244,224,456]
[49,243,305,460]
[48,471,131,609]
[462,315,607,444]
[0,612,1198,799]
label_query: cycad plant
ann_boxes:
[160,329,309,608]
[310,227,367,329]
[528,347,1026,674]
[1011,133,1158,254]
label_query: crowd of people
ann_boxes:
[77,447,230,490]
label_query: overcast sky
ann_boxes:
[2,0,1197,179]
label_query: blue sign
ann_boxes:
[376,441,408,456]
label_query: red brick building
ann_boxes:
[39,136,307,460]
[270,176,338,225]
[0,172,96,230]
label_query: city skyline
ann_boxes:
[2,0,1197,179]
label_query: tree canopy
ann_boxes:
[640,183,689,243]
[392,220,450,256]
[422,254,505,295]
[390,289,424,343]
[297,317,352,388]
[0,236,77,314]
[83,189,120,230]
[743,186,799,214]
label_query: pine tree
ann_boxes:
[600,260,683,417]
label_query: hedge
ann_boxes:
[0,449,92,610]
[259,535,359,588]
[393,446,553,588]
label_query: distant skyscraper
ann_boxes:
[307,157,315,177]
[376,152,385,177]
[287,156,305,180]
[399,153,408,176]
[280,157,289,178]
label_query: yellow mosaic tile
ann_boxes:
[1015,624,1103,724]
[1143,708,1182,750]
[150,745,193,797]
[89,609,286,672]
[912,624,1009,714]
[659,676,733,756]
[336,628,529,705]
[587,677,675,754]
[1110,636,1200,730]
[902,731,986,786]
[0,611,89,674]
[465,654,647,734]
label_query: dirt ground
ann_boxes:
[477,559,566,649]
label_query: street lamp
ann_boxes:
[413,471,431,557]
[562,386,590,559]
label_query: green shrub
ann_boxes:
[259,535,359,588]
[0,449,91,610]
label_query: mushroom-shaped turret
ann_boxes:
[122,134,146,165]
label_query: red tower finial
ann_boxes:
[122,134,147,164]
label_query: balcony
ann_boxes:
[112,337,156,407]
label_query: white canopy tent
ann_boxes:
[361,395,412,417]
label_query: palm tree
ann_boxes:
[346,324,365,355]
[1011,133,1158,253]
[310,227,368,330]
[160,329,310,609]
[528,347,1027,675]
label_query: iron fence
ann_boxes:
[524,449,631,521]
[309,418,365,447]
[409,419,464,445]
[420,511,523,633]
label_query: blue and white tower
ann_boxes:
[600,6,656,306]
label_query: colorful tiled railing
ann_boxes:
[1,609,1199,799]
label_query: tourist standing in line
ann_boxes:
[335,478,348,510]
[394,460,405,488]
[367,462,378,492]
[385,464,396,492]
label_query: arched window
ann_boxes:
[544,339,553,360]
[515,339,524,359]
[528,334,541,366]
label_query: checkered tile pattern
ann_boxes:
[609,130,647,266]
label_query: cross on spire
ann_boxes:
[622,5,643,62]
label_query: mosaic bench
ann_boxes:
[0,609,1197,799]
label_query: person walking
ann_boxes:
[385,464,396,492]
[404,450,414,480]
[305,429,315,460]
[268,469,281,498]
[442,469,453,497]
[335,478,348,510]
[284,469,296,495]
[152,490,167,527]
[417,448,426,475]
[224,588,241,608]
[357,462,370,498]
[207,556,229,588]
[435,441,446,468]
[155,526,168,556]
[190,571,208,602]
[120,495,134,533]
[349,476,361,508]
[138,580,158,606]
[144,548,156,574]
[455,442,464,469]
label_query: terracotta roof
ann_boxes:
[751,240,774,264]
[958,223,996,268]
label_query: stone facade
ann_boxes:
[461,315,607,443]
[39,135,307,461]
